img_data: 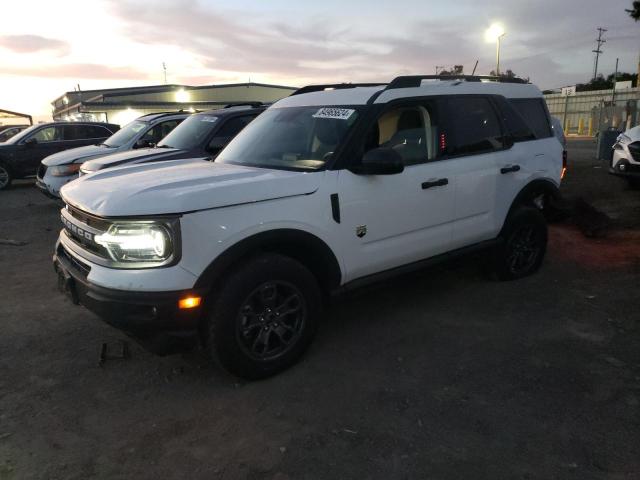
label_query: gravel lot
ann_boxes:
[1,140,639,480]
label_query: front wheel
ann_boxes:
[203,253,321,379]
[0,163,12,191]
[492,206,547,281]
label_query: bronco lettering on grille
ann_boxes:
[61,214,94,242]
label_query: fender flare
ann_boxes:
[501,178,560,231]
[193,228,342,293]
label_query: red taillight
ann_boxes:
[561,150,567,179]
[440,133,446,152]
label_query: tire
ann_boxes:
[492,206,548,281]
[0,163,12,191]
[203,253,322,379]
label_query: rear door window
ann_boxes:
[86,125,112,138]
[509,98,552,139]
[494,97,536,143]
[444,97,504,156]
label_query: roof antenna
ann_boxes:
[471,60,478,76]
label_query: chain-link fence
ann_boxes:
[544,87,639,136]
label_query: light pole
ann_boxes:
[496,32,506,75]
[485,23,506,75]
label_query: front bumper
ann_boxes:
[36,171,77,199]
[609,157,640,178]
[53,240,206,354]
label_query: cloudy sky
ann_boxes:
[1,0,638,121]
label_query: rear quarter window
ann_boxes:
[509,98,552,139]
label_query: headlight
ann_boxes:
[95,223,174,264]
[50,164,81,177]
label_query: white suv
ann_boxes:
[54,75,563,379]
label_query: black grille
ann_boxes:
[37,164,47,179]
[58,244,91,278]
[628,142,640,162]
[67,205,111,231]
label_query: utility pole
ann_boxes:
[592,27,607,80]
[162,62,167,84]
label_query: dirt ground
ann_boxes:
[0,140,639,480]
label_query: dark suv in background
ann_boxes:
[80,104,265,175]
[0,125,29,143]
[0,122,119,190]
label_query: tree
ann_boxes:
[627,1,640,20]
[438,65,464,76]
[576,72,638,91]
[488,69,529,82]
[490,69,517,78]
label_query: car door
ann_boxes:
[18,125,65,176]
[492,98,562,225]
[439,96,506,249]
[336,100,456,282]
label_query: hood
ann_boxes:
[42,144,114,166]
[622,126,640,143]
[81,147,182,172]
[60,160,324,217]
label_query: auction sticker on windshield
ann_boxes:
[312,108,355,120]
[201,116,219,123]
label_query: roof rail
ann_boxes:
[223,102,264,109]
[385,75,529,90]
[137,111,186,119]
[291,83,386,96]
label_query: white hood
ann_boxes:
[622,125,640,143]
[60,159,323,217]
[42,144,114,166]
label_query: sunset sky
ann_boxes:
[1,0,638,122]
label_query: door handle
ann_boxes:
[422,178,449,189]
[500,164,521,174]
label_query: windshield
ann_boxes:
[2,124,39,144]
[158,114,219,150]
[217,106,360,171]
[103,120,147,147]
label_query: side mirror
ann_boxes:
[351,147,404,175]
[206,137,229,155]
[134,139,151,149]
[23,137,37,146]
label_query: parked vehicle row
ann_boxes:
[0,125,29,143]
[0,122,119,190]
[53,75,564,379]
[79,104,265,177]
[37,112,188,198]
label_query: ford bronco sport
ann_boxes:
[53,75,563,379]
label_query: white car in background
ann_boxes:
[611,126,640,188]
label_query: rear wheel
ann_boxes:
[0,163,12,190]
[203,253,321,379]
[492,206,547,280]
